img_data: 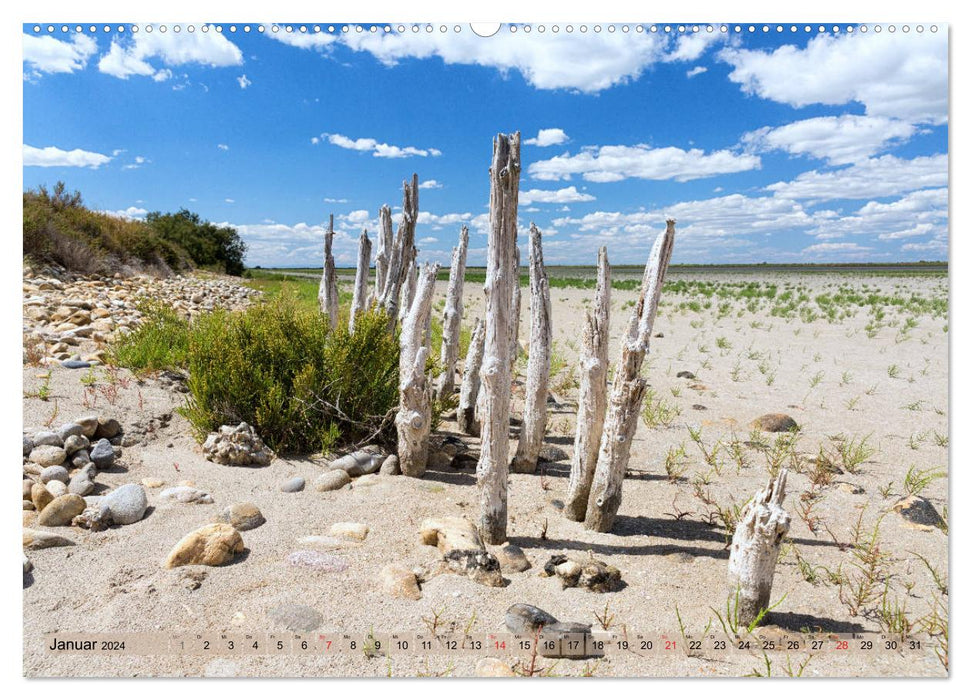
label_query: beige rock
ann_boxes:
[37,494,86,526]
[329,522,369,541]
[213,502,266,531]
[475,657,516,677]
[142,478,166,488]
[31,483,53,512]
[23,528,76,550]
[164,524,244,569]
[379,564,422,600]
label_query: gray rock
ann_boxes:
[160,486,214,504]
[75,415,99,438]
[40,465,70,484]
[268,602,323,632]
[280,477,305,493]
[893,495,943,530]
[379,454,400,476]
[32,431,63,448]
[68,466,96,496]
[95,417,122,439]
[24,555,32,575]
[314,470,351,492]
[213,502,265,531]
[63,434,90,456]
[676,370,696,379]
[101,483,148,525]
[496,544,532,573]
[89,438,115,470]
[539,445,569,463]
[327,447,384,476]
[751,413,799,433]
[23,435,34,457]
[70,450,91,469]
[29,445,66,467]
[61,359,91,369]
[505,603,559,634]
[46,480,68,497]
[57,422,85,442]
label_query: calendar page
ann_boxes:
[21,20,948,679]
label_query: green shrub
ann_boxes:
[179,295,399,453]
[109,302,191,371]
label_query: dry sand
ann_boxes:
[22,271,948,677]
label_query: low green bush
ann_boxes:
[109,301,191,371]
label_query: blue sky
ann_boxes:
[23,23,948,267]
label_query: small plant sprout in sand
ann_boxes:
[727,469,791,628]
[584,220,676,533]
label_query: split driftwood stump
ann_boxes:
[511,224,552,474]
[728,469,791,627]
[373,204,393,306]
[379,174,419,329]
[477,131,520,545]
[437,225,469,397]
[399,259,418,326]
[564,246,611,521]
[318,214,339,329]
[396,261,440,477]
[457,318,485,435]
[509,246,522,372]
[349,228,372,334]
[584,220,676,533]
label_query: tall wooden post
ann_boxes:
[728,470,791,627]
[318,214,339,329]
[509,247,522,372]
[564,246,611,520]
[437,225,470,396]
[375,204,393,302]
[349,228,372,333]
[584,220,676,532]
[511,224,552,474]
[379,174,419,330]
[477,131,520,545]
[397,262,441,477]
[457,318,485,435]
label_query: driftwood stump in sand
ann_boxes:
[584,220,676,533]
[437,225,470,397]
[564,246,611,521]
[318,214,339,329]
[379,174,419,329]
[399,259,418,326]
[509,246,522,372]
[458,318,485,435]
[477,131,520,545]
[374,204,393,305]
[511,224,552,474]
[349,229,372,333]
[728,469,791,627]
[396,262,440,477]
[419,516,504,587]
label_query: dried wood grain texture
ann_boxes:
[396,262,440,477]
[437,225,470,397]
[349,228,372,334]
[584,220,676,532]
[509,246,522,372]
[379,174,419,330]
[457,318,485,435]
[318,214,339,329]
[375,204,393,302]
[511,224,552,474]
[477,131,520,545]
[728,470,791,627]
[564,246,611,521]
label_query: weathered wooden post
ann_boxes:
[584,220,676,532]
[399,259,418,326]
[457,318,485,435]
[511,224,552,474]
[564,246,611,521]
[396,261,441,477]
[318,214,339,328]
[509,247,522,372]
[477,131,520,545]
[728,469,791,627]
[349,228,372,334]
[375,204,393,301]
[437,225,470,397]
[379,175,419,330]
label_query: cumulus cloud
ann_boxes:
[319,132,442,158]
[720,30,948,124]
[664,29,729,63]
[524,128,569,147]
[802,242,872,255]
[217,144,229,151]
[686,66,707,78]
[418,179,443,190]
[519,186,595,206]
[237,74,252,89]
[766,154,948,200]
[23,144,112,168]
[808,188,947,245]
[743,115,917,165]
[23,33,97,76]
[98,25,243,80]
[102,206,148,220]
[121,155,150,170]
[530,144,760,183]
[324,197,349,203]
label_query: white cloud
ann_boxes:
[333,26,669,93]
[519,186,595,206]
[320,132,441,159]
[324,197,348,203]
[217,144,229,151]
[802,242,872,255]
[418,179,443,190]
[743,115,917,165]
[102,206,148,220]
[418,237,438,245]
[686,66,707,78]
[23,144,112,168]
[122,155,149,170]
[664,30,729,63]
[720,30,947,124]
[23,33,97,75]
[225,198,235,204]
[98,25,243,80]
[266,28,340,52]
[417,211,474,229]
[237,74,252,89]
[807,188,947,244]
[766,154,948,201]
[524,128,569,147]
[529,143,760,183]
